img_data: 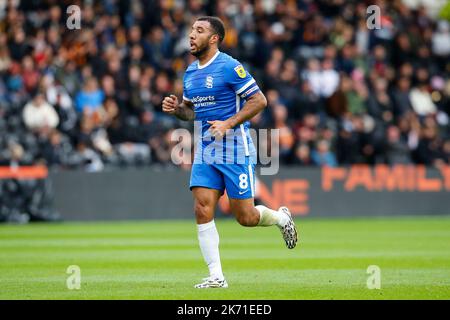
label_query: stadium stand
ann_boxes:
[0,0,449,222]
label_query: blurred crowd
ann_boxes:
[0,0,449,173]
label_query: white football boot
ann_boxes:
[278,206,298,249]
[194,277,228,289]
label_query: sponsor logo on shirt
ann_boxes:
[192,95,216,107]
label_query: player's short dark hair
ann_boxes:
[197,16,225,43]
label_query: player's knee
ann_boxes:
[194,201,213,222]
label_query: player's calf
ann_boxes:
[235,211,260,226]
[230,198,261,227]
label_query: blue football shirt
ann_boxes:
[182,51,260,164]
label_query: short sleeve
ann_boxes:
[225,61,261,99]
[182,73,191,102]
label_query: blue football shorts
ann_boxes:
[189,157,256,199]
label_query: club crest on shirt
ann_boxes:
[234,65,246,78]
[205,75,213,88]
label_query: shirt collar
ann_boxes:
[198,50,220,69]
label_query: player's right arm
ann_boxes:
[162,95,195,121]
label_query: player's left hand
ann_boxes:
[207,120,231,139]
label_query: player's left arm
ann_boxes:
[208,63,267,138]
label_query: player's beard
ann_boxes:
[191,41,210,58]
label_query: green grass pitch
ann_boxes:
[1,216,449,299]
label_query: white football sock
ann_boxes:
[197,220,224,280]
[255,205,286,227]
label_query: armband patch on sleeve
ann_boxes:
[241,85,259,98]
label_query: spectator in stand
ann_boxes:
[311,139,337,167]
[384,125,412,164]
[368,77,394,124]
[22,92,59,133]
[75,77,105,114]
[431,21,450,70]
[272,103,295,163]
[303,58,339,99]
[21,56,40,94]
[291,143,313,166]
[414,117,444,166]
[392,76,414,118]
[39,130,75,168]
[409,81,437,117]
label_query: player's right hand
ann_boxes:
[162,94,179,114]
